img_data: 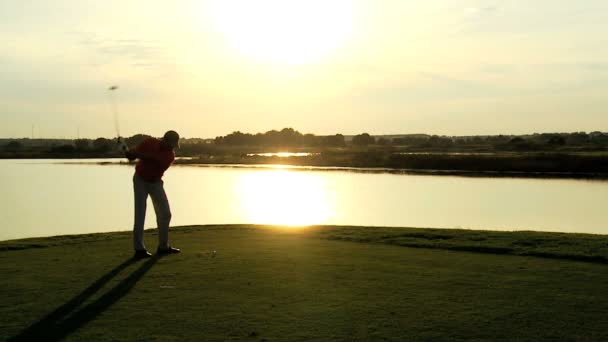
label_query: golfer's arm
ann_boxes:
[128,150,160,163]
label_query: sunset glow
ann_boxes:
[234,170,335,226]
[208,0,355,65]
[1,1,607,138]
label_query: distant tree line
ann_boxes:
[3,129,607,156]
[1,135,153,156]
[213,129,608,151]
[214,128,346,147]
[44,134,153,154]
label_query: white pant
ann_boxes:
[133,173,171,251]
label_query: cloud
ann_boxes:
[341,60,608,109]
[341,71,510,107]
[464,5,501,18]
[579,63,608,72]
[446,2,513,36]
[72,31,170,68]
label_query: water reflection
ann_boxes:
[234,169,334,226]
[246,152,315,157]
[2,159,608,241]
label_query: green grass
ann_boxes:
[2,225,608,341]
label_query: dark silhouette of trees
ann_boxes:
[547,136,566,146]
[265,128,301,146]
[428,135,453,147]
[214,128,345,147]
[303,133,317,146]
[51,145,76,153]
[215,131,253,146]
[392,136,429,146]
[5,141,22,151]
[2,129,606,159]
[93,138,112,152]
[377,138,390,146]
[74,139,90,151]
[568,132,590,144]
[352,133,375,146]
[321,134,346,147]
[210,130,608,151]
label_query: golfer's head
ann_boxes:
[163,130,180,149]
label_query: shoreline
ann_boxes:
[3,151,608,180]
[2,224,608,264]
[6,157,606,180]
[174,162,608,180]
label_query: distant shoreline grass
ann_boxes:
[174,152,608,179]
[176,162,608,180]
[3,224,608,341]
[26,158,608,180]
[4,151,608,179]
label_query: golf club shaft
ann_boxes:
[108,86,129,152]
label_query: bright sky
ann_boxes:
[1,0,607,138]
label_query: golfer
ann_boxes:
[125,130,181,258]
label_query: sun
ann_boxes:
[234,170,335,226]
[208,0,355,65]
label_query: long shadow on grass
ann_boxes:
[10,255,160,341]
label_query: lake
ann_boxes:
[1,159,607,241]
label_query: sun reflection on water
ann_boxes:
[234,169,335,226]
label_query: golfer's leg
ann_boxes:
[133,174,149,251]
[150,180,172,249]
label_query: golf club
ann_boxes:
[107,85,129,153]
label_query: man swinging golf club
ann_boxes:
[125,130,181,258]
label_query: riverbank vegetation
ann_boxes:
[3,128,608,177]
[2,225,608,341]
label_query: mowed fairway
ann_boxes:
[2,226,608,341]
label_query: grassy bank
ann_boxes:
[2,225,608,341]
[5,150,608,179]
[176,152,608,179]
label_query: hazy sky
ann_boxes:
[1,0,607,138]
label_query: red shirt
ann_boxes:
[134,138,175,182]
